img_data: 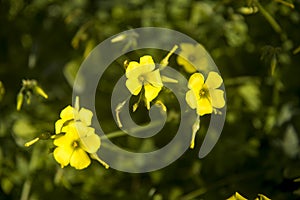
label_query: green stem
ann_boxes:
[20,179,31,200]
[254,0,282,33]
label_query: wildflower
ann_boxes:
[53,97,109,170]
[53,122,103,170]
[186,72,225,116]
[125,55,163,109]
[55,103,93,134]
[177,43,209,73]
[16,79,48,111]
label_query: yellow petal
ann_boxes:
[144,69,163,87]
[126,57,154,78]
[180,43,195,53]
[205,72,223,89]
[78,108,93,126]
[177,56,197,73]
[139,55,155,67]
[60,105,77,121]
[125,78,142,95]
[185,90,197,109]
[53,131,78,147]
[53,146,73,168]
[70,148,91,170]
[188,73,204,91]
[126,61,140,74]
[196,97,212,116]
[80,133,101,153]
[210,89,225,108]
[55,119,65,134]
[144,84,162,109]
[161,75,178,83]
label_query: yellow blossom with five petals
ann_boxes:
[53,122,101,169]
[125,55,163,109]
[186,72,225,116]
[53,97,108,170]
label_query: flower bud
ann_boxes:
[16,92,23,111]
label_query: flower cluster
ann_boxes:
[53,97,109,170]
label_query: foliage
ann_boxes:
[1,0,300,199]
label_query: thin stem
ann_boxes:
[20,179,31,200]
[254,0,282,33]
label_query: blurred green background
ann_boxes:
[1,0,300,199]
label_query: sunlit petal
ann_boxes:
[53,146,73,168]
[139,55,155,71]
[126,61,140,75]
[54,131,77,146]
[78,108,93,126]
[144,69,163,87]
[144,84,162,109]
[60,105,77,120]
[126,78,142,95]
[180,43,195,53]
[196,97,213,116]
[70,148,91,170]
[205,72,223,89]
[177,56,197,73]
[188,73,204,91]
[55,119,65,134]
[186,90,197,109]
[210,89,225,108]
[80,133,101,153]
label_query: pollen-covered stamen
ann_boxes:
[72,140,80,148]
[199,86,209,98]
[138,74,146,84]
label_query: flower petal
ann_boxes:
[126,78,142,95]
[126,56,154,78]
[139,55,155,70]
[186,90,197,109]
[210,89,225,108]
[53,131,78,147]
[180,43,195,53]
[205,72,223,89]
[53,146,73,168]
[70,148,91,170]
[196,97,212,116]
[78,108,93,126]
[55,119,65,134]
[177,56,197,73]
[60,105,77,121]
[144,84,162,109]
[188,73,204,91]
[80,133,101,153]
[144,69,163,87]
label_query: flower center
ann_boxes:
[138,74,146,84]
[72,140,80,149]
[188,55,196,62]
[199,87,209,98]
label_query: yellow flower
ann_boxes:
[55,102,93,134]
[53,97,109,170]
[125,55,163,109]
[186,72,225,116]
[177,43,209,73]
[53,122,100,170]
